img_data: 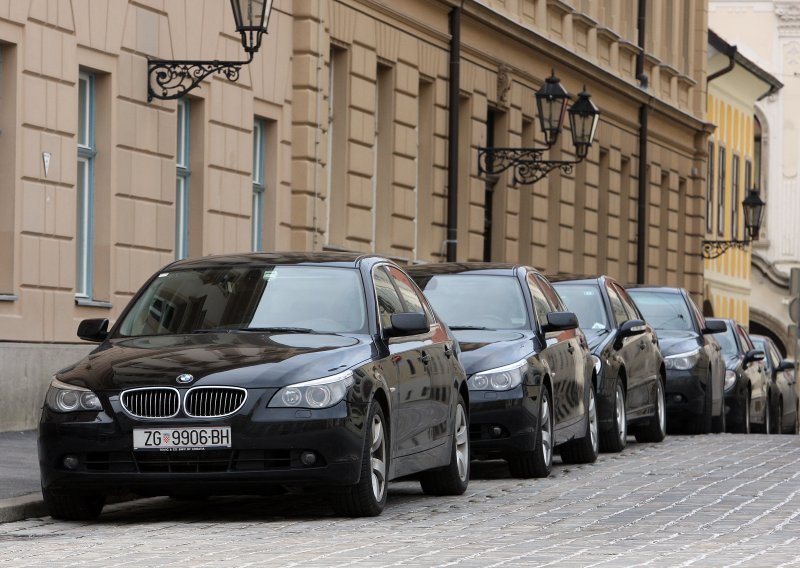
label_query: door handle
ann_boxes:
[444,345,453,359]
[567,343,575,354]
[419,351,431,365]
[639,340,646,350]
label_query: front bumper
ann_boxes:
[664,367,707,416]
[724,378,748,427]
[39,399,368,497]
[468,384,541,459]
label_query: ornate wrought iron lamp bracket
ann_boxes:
[147,53,254,102]
[477,147,580,186]
[701,239,750,260]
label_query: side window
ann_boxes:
[687,296,706,333]
[373,267,404,330]
[769,344,782,369]
[606,284,629,326]
[386,266,432,322]
[535,274,564,311]
[526,273,551,328]
[616,285,642,321]
[736,327,753,351]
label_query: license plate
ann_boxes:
[133,426,232,450]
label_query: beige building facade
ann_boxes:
[0,0,710,431]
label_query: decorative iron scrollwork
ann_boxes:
[147,54,253,102]
[478,147,578,185]
[701,240,750,260]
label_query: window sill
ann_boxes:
[75,297,113,309]
[0,294,17,302]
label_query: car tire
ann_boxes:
[711,390,726,434]
[332,402,388,517]
[600,381,627,453]
[794,402,800,435]
[753,394,771,434]
[508,386,553,478]
[635,379,667,443]
[560,382,599,465]
[776,401,784,434]
[737,391,752,434]
[689,376,713,435]
[42,488,105,521]
[420,395,470,495]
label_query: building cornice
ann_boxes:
[752,252,790,289]
[776,1,800,36]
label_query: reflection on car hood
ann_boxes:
[656,329,701,357]
[454,329,534,375]
[582,329,612,353]
[56,332,374,390]
[725,355,741,371]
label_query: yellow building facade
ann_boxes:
[704,30,781,325]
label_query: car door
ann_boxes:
[385,266,452,450]
[737,325,767,421]
[606,282,648,414]
[530,272,585,433]
[688,293,723,410]
[372,265,433,460]
[616,282,660,413]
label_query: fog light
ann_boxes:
[300,451,317,466]
[62,455,80,470]
[490,426,503,438]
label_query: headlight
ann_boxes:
[45,378,103,412]
[664,348,701,371]
[469,360,527,391]
[724,369,736,390]
[269,370,354,409]
[592,355,602,375]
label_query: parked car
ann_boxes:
[708,318,769,434]
[407,263,597,479]
[552,275,666,452]
[39,253,470,520]
[626,287,727,435]
[751,334,799,434]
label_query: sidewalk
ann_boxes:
[0,429,47,522]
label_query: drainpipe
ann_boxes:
[635,0,648,284]
[446,6,461,262]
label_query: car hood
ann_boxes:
[56,332,375,391]
[582,329,613,354]
[656,329,701,357]
[454,329,534,376]
[724,355,742,371]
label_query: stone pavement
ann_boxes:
[0,430,40,500]
[2,433,800,567]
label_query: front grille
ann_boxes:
[132,450,292,473]
[184,387,247,418]
[121,388,180,419]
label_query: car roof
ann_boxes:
[405,262,522,277]
[166,251,383,270]
[549,273,618,286]
[626,285,685,294]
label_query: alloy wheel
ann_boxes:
[541,392,553,465]
[589,387,599,454]
[615,384,627,447]
[370,414,387,502]
[657,381,666,435]
[454,404,469,481]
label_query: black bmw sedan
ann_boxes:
[626,287,727,435]
[407,263,597,479]
[39,253,470,520]
[552,276,666,452]
[709,318,769,434]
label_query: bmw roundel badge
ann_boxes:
[176,374,194,384]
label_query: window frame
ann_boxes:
[252,119,266,252]
[706,141,714,234]
[76,71,96,299]
[175,99,191,260]
[717,145,726,237]
[731,153,740,240]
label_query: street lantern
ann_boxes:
[742,189,766,241]
[148,0,275,101]
[568,88,600,160]
[535,71,570,147]
[230,0,274,54]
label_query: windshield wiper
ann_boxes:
[449,325,494,331]
[191,326,316,334]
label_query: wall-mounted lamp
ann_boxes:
[147,0,273,102]
[702,189,766,259]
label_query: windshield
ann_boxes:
[116,265,368,337]
[419,275,529,330]
[553,284,609,330]
[714,324,739,358]
[627,291,694,332]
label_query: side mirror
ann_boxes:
[543,311,579,334]
[743,349,766,364]
[703,319,727,334]
[386,312,429,337]
[619,319,647,339]
[778,359,796,372]
[77,318,109,342]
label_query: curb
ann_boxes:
[0,493,47,523]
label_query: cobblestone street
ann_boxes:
[2,433,800,567]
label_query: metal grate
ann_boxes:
[121,388,180,419]
[184,387,247,418]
